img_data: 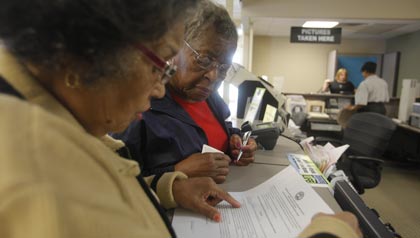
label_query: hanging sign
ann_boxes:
[291,27,341,44]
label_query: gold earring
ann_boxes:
[65,72,81,89]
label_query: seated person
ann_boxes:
[345,62,389,115]
[321,68,355,94]
[113,0,257,183]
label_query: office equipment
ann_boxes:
[241,121,282,150]
[172,166,334,238]
[412,102,420,114]
[227,64,287,121]
[410,113,420,128]
[398,79,420,122]
[315,112,397,194]
[306,100,325,113]
[334,180,395,238]
[285,95,307,116]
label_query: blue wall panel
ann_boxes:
[337,56,377,88]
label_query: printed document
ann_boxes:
[172,166,333,238]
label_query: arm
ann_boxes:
[298,212,362,238]
[321,79,333,93]
[144,172,242,221]
[143,171,188,209]
[353,82,368,109]
[174,152,231,184]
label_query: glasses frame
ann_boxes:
[134,43,177,84]
[183,41,231,74]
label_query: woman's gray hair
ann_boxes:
[0,0,198,86]
[184,0,238,44]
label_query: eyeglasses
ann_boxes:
[134,43,177,84]
[184,41,231,75]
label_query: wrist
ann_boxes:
[157,171,188,209]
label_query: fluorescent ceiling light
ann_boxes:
[303,21,339,28]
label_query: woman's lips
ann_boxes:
[196,86,211,96]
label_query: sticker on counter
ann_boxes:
[287,153,331,188]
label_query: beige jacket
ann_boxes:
[0,48,187,237]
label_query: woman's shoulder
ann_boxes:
[0,94,116,178]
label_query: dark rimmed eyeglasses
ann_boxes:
[184,41,231,75]
[134,43,177,84]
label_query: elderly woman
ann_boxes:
[321,68,355,94]
[0,0,243,237]
[114,0,258,183]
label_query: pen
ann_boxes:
[237,131,252,161]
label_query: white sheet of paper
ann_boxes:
[202,144,224,154]
[244,87,266,123]
[263,104,278,122]
[172,166,334,238]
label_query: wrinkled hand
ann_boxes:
[230,134,257,166]
[173,177,241,222]
[313,212,362,237]
[175,153,231,183]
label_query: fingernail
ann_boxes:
[236,142,241,148]
[213,214,221,222]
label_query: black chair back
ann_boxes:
[343,112,396,158]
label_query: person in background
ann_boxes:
[113,0,257,184]
[346,61,389,115]
[322,68,355,94]
[0,0,243,237]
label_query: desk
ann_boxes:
[303,116,342,139]
[284,92,401,118]
[219,137,342,213]
[386,122,420,162]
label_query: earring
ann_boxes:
[65,72,81,89]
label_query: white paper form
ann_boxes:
[172,166,334,238]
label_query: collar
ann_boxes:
[365,74,378,80]
[0,47,84,131]
[149,88,199,126]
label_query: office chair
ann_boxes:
[315,112,397,194]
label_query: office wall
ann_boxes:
[386,30,420,97]
[242,0,420,20]
[252,36,386,93]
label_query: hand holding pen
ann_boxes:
[229,132,257,166]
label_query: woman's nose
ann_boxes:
[203,67,219,82]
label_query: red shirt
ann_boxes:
[172,93,228,152]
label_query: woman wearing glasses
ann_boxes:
[113,0,257,184]
[0,0,245,237]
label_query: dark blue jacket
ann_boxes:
[112,90,240,176]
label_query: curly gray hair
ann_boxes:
[184,0,238,44]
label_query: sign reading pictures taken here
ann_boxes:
[290,27,341,44]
